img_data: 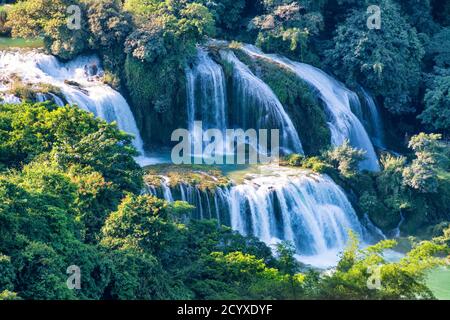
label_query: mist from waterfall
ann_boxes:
[241,45,380,171]
[0,50,146,160]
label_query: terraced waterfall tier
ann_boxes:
[145,165,370,268]
[241,44,380,171]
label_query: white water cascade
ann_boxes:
[241,45,380,171]
[358,88,385,148]
[0,50,147,162]
[220,50,304,155]
[185,48,303,156]
[147,166,367,268]
[185,48,228,151]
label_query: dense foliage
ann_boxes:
[0,102,447,300]
[285,133,450,234]
[326,0,424,114]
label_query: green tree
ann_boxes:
[16,242,75,300]
[0,290,21,300]
[403,133,448,193]
[0,6,11,35]
[325,140,366,177]
[249,1,323,62]
[396,0,439,34]
[7,0,88,60]
[0,254,15,292]
[275,242,302,299]
[419,69,450,133]
[371,155,411,228]
[100,194,184,263]
[319,233,447,299]
[86,0,132,52]
[123,0,160,18]
[104,249,186,300]
[85,0,133,83]
[201,251,305,299]
[200,0,246,32]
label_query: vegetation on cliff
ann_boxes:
[0,102,448,300]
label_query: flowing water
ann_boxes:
[147,165,368,268]
[186,48,228,139]
[185,48,303,156]
[220,50,303,154]
[427,267,450,300]
[0,50,147,164]
[241,44,380,171]
[359,88,385,148]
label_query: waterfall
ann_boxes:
[185,48,303,157]
[229,167,364,261]
[390,211,405,239]
[146,166,366,268]
[359,88,385,148]
[185,48,228,152]
[0,50,145,158]
[362,213,387,242]
[220,50,304,155]
[241,45,380,171]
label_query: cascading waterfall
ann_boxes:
[359,88,385,148]
[185,48,228,151]
[362,213,387,242]
[241,45,380,171]
[0,50,146,161]
[147,166,366,268]
[1,47,378,269]
[146,173,231,224]
[220,50,304,155]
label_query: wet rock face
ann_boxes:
[85,63,99,77]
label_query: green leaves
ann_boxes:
[251,1,323,61]
[86,0,133,51]
[326,0,424,114]
[402,133,449,193]
[7,0,89,60]
[419,70,450,133]
[319,235,446,300]
[325,140,366,177]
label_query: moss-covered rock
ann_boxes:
[144,164,231,192]
[7,79,36,102]
[5,76,66,104]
